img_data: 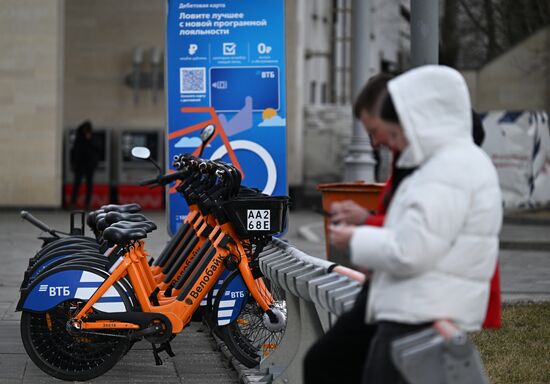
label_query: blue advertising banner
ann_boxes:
[166,0,286,234]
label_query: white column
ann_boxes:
[285,0,306,187]
[343,0,377,182]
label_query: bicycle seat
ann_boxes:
[101,203,142,214]
[86,209,105,231]
[104,211,150,225]
[111,220,157,233]
[102,227,147,245]
[95,214,110,232]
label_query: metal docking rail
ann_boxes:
[229,238,489,384]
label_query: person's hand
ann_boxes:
[330,200,369,225]
[328,223,356,250]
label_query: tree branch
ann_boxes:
[457,0,490,36]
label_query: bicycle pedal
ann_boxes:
[162,341,176,357]
[152,347,163,366]
[129,324,161,340]
[151,341,176,365]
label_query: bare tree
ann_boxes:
[483,0,500,60]
[440,0,460,66]
[451,0,550,69]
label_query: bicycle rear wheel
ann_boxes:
[21,300,129,381]
[220,280,286,367]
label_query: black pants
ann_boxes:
[304,284,430,384]
[71,171,94,207]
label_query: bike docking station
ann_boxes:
[232,238,490,384]
[17,151,291,381]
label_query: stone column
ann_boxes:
[285,0,306,189]
[343,0,377,182]
[410,0,439,67]
[0,0,65,207]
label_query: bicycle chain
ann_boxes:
[78,330,128,339]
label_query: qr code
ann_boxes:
[180,67,206,94]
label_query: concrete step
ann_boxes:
[499,223,550,251]
[504,209,550,226]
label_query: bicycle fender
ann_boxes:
[17,265,131,313]
[20,252,77,290]
[213,269,250,326]
[22,253,108,291]
[28,250,104,280]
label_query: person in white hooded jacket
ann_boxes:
[329,65,502,383]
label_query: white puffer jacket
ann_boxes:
[350,66,502,331]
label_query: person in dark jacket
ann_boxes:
[472,110,485,147]
[70,120,98,209]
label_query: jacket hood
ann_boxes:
[388,65,472,167]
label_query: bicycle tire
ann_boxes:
[37,243,99,258]
[220,279,286,367]
[31,238,98,264]
[37,236,97,252]
[21,300,130,381]
[26,248,102,282]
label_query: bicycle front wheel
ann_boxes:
[220,280,286,367]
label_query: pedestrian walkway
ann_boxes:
[1,207,549,383]
[0,210,238,384]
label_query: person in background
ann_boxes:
[471,110,502,329]
[70,120,98,210]
[329,65,502,382]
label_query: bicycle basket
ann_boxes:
[221,196,290,238]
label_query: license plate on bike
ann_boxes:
[247,209,271,231]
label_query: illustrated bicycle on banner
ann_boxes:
[168,105,278,196]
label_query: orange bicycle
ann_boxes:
[17,156,289,381]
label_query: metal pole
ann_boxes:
[410,0,439,67]
[343,0,376,182]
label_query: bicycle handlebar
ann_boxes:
[20,211,59,237]
[140,178,161,186]
[140,170,189,187]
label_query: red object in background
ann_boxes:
[483,264,502,329]
[63,184,110,209]
[117,185,164,210]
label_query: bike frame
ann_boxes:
[74,222,273,334]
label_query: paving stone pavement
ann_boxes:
[0,208,549,383]
[0,210,238,384]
